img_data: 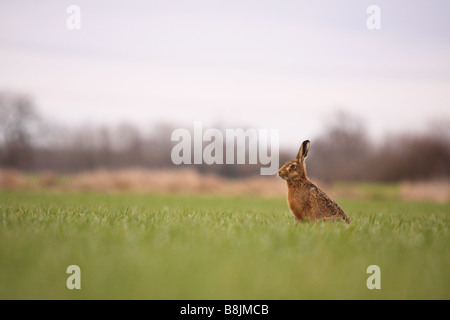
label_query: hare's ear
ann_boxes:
[296,140,310,162]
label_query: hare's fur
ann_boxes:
[278,140,351,223]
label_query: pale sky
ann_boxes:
[0,0,449,148]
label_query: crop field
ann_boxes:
[0,191,448,299]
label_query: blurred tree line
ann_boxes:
[1,92,449,181]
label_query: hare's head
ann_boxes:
[278,140,310,181]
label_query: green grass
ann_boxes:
[0,191,448,299]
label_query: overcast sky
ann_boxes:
[0,0,449,148]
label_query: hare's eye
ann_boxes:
[289,164,296,169]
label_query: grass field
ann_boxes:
[0,191,448,299]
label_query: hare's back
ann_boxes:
[308,182,350,222]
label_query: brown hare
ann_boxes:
[278,140,351,223]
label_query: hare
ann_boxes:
[278,140,351,223]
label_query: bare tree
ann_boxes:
[0,92,40,169]
[308,111,373,181]
[375,129,450,181]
